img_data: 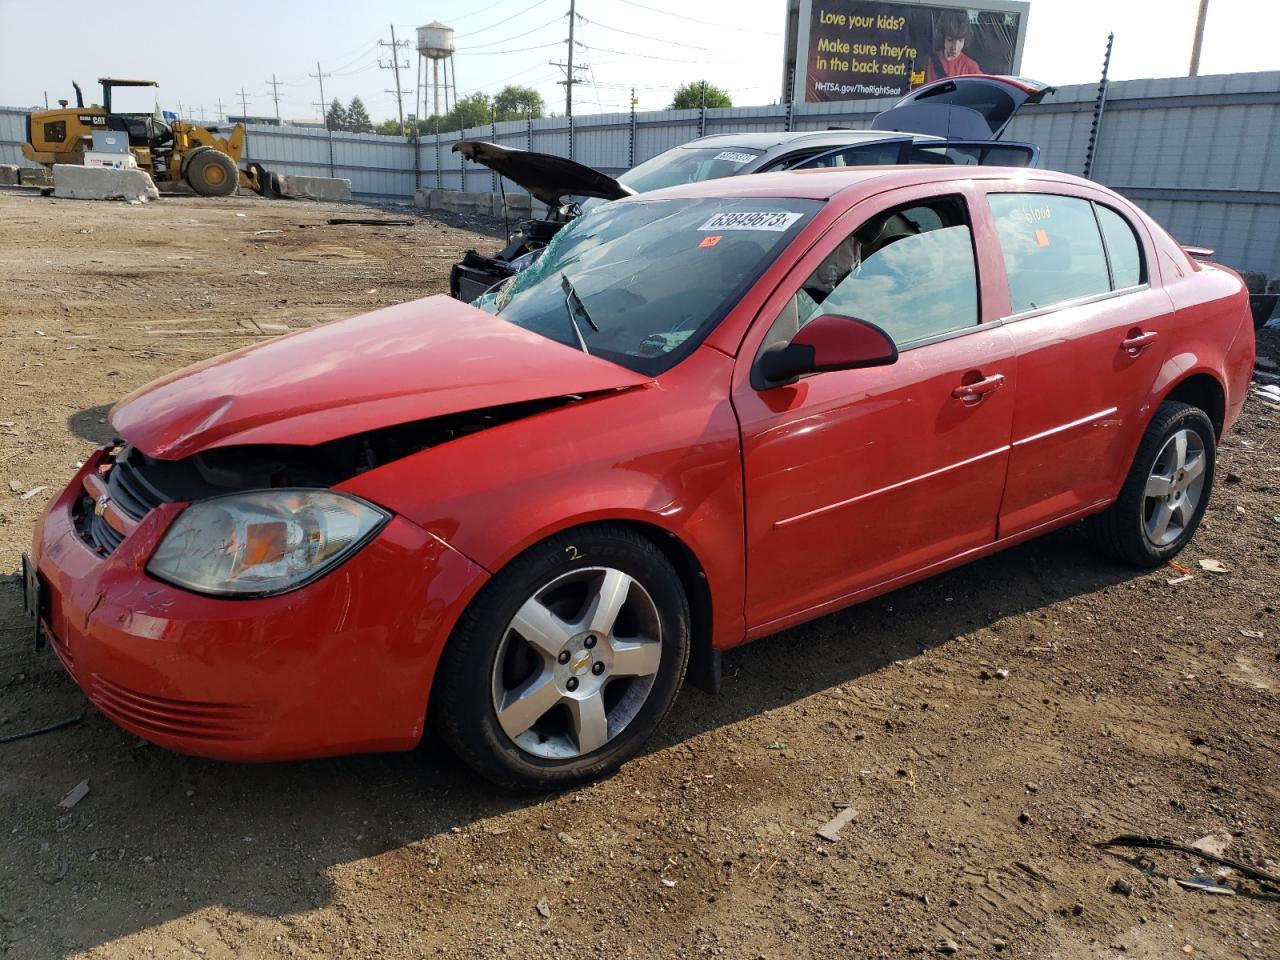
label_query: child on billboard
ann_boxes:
[926,10,983,81]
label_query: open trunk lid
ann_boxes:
[872,75,1053,140]
[453,140,634,207]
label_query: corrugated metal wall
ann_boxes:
[4,69,1278,274]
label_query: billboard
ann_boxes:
[783,0,1030,103]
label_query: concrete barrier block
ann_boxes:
[0,165,18,186]
[274,175,352,202]
[19,166,53,186]
[53,164,159,202]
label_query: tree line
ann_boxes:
[322,80,732,136]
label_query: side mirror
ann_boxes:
[757,314,898,387]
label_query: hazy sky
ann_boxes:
[0,0,1275,123]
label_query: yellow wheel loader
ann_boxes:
[22,78,272,197]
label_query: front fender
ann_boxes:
[338,346,748,650]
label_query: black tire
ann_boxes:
[432,525,690,791]
[185,148,238,197]
[1084,401,1216,566]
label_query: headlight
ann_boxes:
[146,490,389,597]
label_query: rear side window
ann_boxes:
[794,140,906,169]
[988,193,1111,313]
[1096,204,1144,289]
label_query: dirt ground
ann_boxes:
[0,188,1276,960]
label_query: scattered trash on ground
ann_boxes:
[57,779,90,810]
[816,805,858,842]
[1176,875,1236,895]
[1167,560,1192,575]
[19,485,47,500]
[1197,558,1229,574]
[327,217,414,226]
[1095,834,1280,887]
[535,898,551,919]
[1167,575,1194,585]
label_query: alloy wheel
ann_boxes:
[1142,427,1207,547]
[491,567,662,760]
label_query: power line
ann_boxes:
[456,13,566,50]
[573,39,738,65]
[462,41,564,56]
[575,13,714,51]
[455,0,555,38]
[236,87,251,118]
[613,0,781,35]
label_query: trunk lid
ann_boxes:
[872,75,1054,140]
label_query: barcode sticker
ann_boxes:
[698,211,803,232]
[713,150,758,164]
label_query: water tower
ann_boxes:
[417,21,457,120]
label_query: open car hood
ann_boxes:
[111,295,649,460]
[872,75,1053,140]
[453,140,635,207]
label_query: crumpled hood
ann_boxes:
[111,295,649,460]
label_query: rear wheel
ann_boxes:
[185,148,238,197]
[1084,401,1215,566]
[432,526,690,791]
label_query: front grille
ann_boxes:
[76,446,175,556]
[106,447,169,520]
[89,674,264,742]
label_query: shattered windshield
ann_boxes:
[476,197,818,375]
[619,146,763,194]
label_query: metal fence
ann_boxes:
[3,69,1278,275]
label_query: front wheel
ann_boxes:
[1084,401,1216,566]
[432,526,690,791]
[185,147,238,197]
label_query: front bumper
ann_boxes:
[30,453,488,761]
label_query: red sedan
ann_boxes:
[25,167,1255,790]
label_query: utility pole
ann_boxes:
[566,0,576,118]
[1189,0,1210,76]
[216,98,226,124]
[265,73,283,122]
[380,24,411,134]
[310,62,335,177]
[237,87,250,120]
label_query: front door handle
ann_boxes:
[1121,329,1159,355]
[952,373,1005,404]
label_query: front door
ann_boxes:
[733,186,1017,633]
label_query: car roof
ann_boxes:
[626,165,1100,204]
[680,129,942,152]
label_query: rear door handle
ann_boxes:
[952,373,1005,404]
[1121,330,1159,355]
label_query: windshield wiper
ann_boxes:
[560,272,599,354]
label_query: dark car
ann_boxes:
[450,75,1053,301]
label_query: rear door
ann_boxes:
[732,182,1017,633]
[977,186,1176,537]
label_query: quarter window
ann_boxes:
[1096,204,1144,289]
[764,196,979,352]
[988,193,1111,313]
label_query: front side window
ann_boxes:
[763,197,979,352]
[988,193,1112,313]
[480,196,818,375]
[619,146,762,194]
[44,120,66,143]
